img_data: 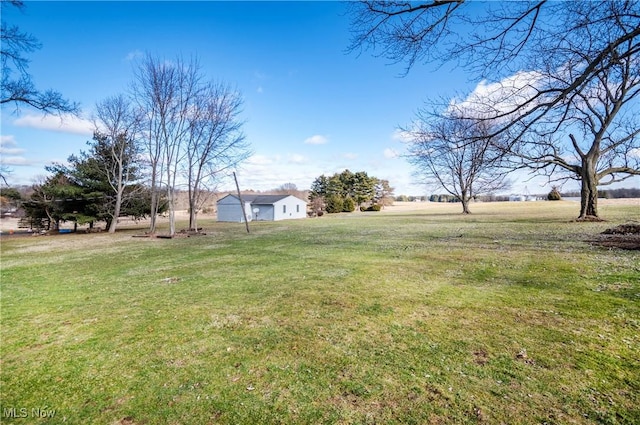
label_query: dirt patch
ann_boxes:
[601,223,640,235]
[473,349,489,366]
[590,222,640,250]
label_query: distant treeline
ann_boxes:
[561,187,640,199]
[402,194,510,203]
[395,195,428,202]
[401,187,640,204]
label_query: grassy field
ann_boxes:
[1,201,639,424]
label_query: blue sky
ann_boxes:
[2,1,626,196]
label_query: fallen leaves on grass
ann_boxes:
[515,349,535,365]
[160,277,180,284]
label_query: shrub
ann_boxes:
[365,204,382,211]
[325,195,344,213]
[342,197,356,212]
[548,187,562,201]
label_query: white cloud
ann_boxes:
[239,139,414,195]
[391,129,415,143]
[0,135,24,155]
[13,113,94,136]
[234,153,320,191]
[449,70,544,120]
[304,134,328,145]
[0,135,29,165]
[1,156,31,166]
[383,148,398,159]
[0,135,17,147]
[124,50,144,62]
[246,154,275,166]
[231,150,421,195]
[288,154,307,164]
[0,146,25,155]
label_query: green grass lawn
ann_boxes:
[1,201,639,424]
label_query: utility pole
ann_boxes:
[233,171,250,234]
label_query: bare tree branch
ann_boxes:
[350,0,640,219]
[1,3,79,115]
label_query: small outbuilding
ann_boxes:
[216,194,307,222]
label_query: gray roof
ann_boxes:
[219,194,303,205]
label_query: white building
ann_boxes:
[216,194,307,222]
[509,194,539,202]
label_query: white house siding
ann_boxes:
[216,194,307,222]
[272,197,307,221]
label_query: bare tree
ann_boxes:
[504,2,640,220]
[131,54,179,234]
[161,57,203,237]
[184,82,249,231]
[275,182,298,194]
[407,114,510,214]
[94,95,142,233]
[1,0,78,114]
[507,43,640,218]
[132,54,249,236]
[374,179,394,208]
[348,0,640,219]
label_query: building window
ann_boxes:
[283,205,287,214]
[296,205,300,213]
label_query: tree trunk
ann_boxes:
[190,210,198,232]
[188,186,198,231]
[460,189,471,214]
[149,186,158,234]
[578,177,599,220]
[188,202,198,232]
[461,198,471,214]
[44,207,55,230]
[109,191,122,233]
[167,186,176,237]
[577,158,601,221]
[188,204,199,232]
